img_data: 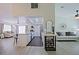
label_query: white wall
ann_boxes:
[0,4,12,33]
[11,3,55,31]
[0,3,55,33]
[0,4,12,18]
[11,3,55,23]
[55,3,79,32]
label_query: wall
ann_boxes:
[55,3,79,32]
[0,3,55,33]
[0,4,12,18]
[0,4,12,33]
[11,3,55,24]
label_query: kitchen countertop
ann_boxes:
[44,33,56,36]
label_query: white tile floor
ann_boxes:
[0,38,79,55]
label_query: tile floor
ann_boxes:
[0,38,79,55]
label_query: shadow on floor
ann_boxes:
[27,36,43,47]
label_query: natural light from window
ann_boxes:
[3,24,11,32]
[19,26,26,34]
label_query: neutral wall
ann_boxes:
[55,3,79,32]
[0,4,12,18]
[11,3,55,23]
[0,4,12,33]
[0,3,55,33]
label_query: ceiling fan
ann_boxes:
[75,10,79,20]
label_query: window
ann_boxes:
[19,26,26,34]
[31,3,38,8]
[3,24,11,32]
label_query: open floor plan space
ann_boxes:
[1,3,79,55]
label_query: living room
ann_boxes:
[1,3,79,55]
[55,3,79,41]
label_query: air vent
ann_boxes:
[31,3,38,8]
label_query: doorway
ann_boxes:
[27,16,44,46]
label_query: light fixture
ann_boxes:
[75,10,79,20]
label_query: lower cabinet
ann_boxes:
[45,35,56,51]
